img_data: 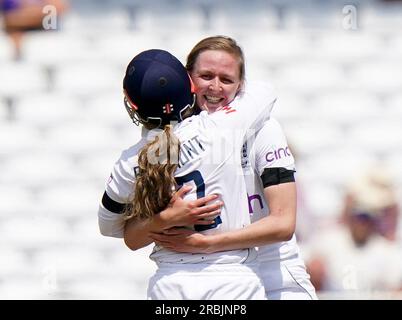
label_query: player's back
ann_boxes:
[150,81,276,265]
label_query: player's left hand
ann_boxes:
[149,228,212,254]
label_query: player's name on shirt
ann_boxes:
[139,129,257,169]
[178,135,205,168]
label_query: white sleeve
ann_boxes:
[253,118,296,176]
[209,81,277,140]
[98,204,126,238]
[97,151,136,238]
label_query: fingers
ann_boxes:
[150,232,182,249]
[175,185,192,198]
[193,201,223,215]
[193,194,221,207]
[195,209,222,223]
[153,239,171,249]
[193,219,217,225]
[163,228,195,236]
[149,233,171,247]
[149,232,166,241]
[171,185,192,203]
[150,228,193,239]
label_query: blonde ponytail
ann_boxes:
[124,125,180,221]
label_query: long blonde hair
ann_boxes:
[124,125,180,221]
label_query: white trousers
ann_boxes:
[259,256,318,300]
[147,262,267,300]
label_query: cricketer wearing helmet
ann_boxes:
[98,49,277,299]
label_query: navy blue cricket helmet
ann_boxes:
[123,49,196,128]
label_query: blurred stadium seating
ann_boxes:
[1,0,401,300]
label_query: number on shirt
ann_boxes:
[175,170,222,231]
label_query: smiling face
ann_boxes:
[189,50,243,113]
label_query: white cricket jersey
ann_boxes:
[98,81,277,264]
[242,117,300,262]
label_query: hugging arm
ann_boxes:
[123,186,223,250]
[149,118,297,253]
[150,180,296,253]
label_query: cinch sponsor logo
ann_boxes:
[265,146,291,163]
[247,193,264,214]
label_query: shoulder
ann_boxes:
[260,117,283,132]
[244,80,276,93]
[176,113,201,129]
[121,140,146,161]
[255,117,287,144]
[212,80,277,118]
[241,80,277,102]
[114,138,147,173]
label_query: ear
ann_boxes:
[187,72,196,93]
[235,80,245,97]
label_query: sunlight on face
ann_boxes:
[190,50,242,113]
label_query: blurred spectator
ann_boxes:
[341,168,400,242]
[304,168,402,296]
[0,0,68,60]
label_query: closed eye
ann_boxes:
[200,74,213,80]
[221,78,235,84]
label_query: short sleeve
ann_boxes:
[253,118,296,176]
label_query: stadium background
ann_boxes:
[1,0,402,299]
